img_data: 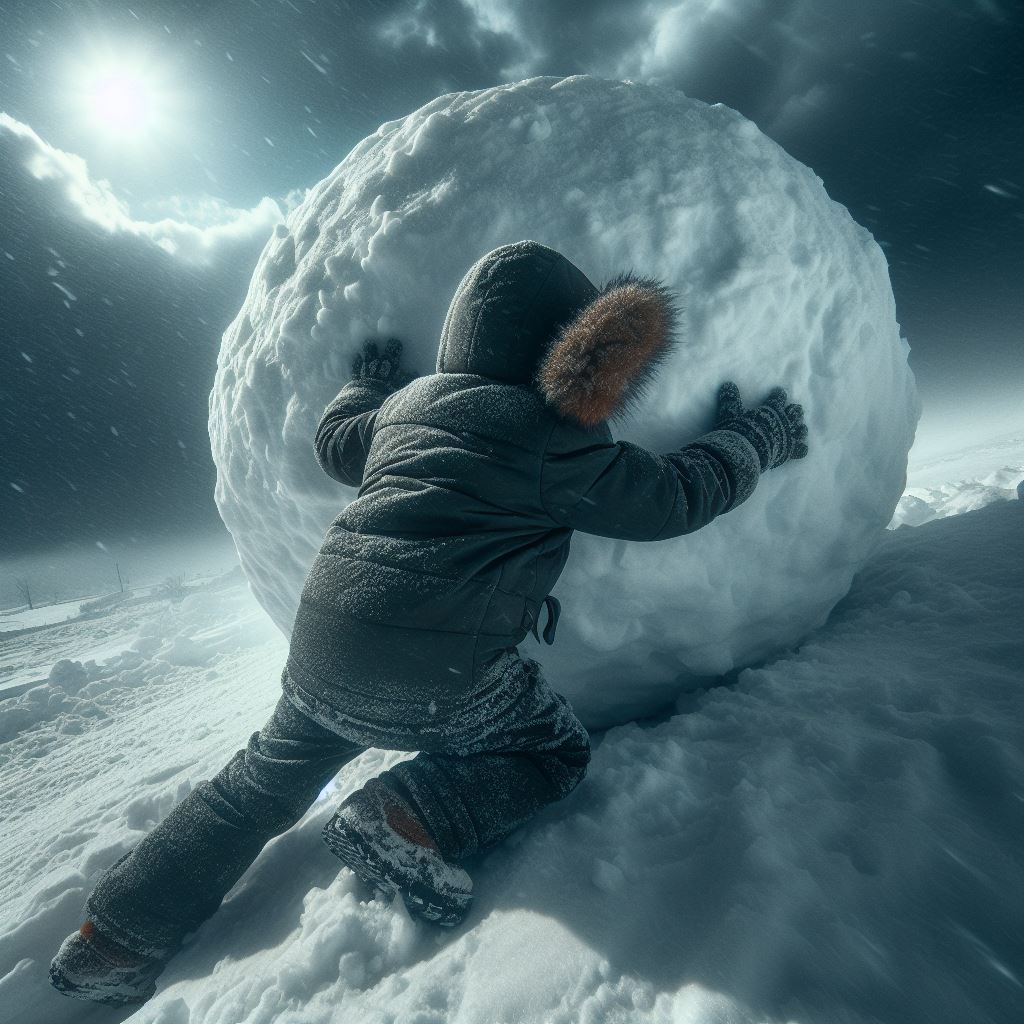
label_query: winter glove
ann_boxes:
[350,338,411,392]
[714,381,809,471]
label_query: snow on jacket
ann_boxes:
[284,240,761,726]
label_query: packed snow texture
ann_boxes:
[209,74,920,728]
[1,488,1020,1024]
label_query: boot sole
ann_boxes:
[322,818,471,928]
[49,959,156,1006]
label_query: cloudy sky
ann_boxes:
[1,0,1021,554]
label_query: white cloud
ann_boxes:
[767,81,832,138]
[636,0,765,82]
[0,112,284,266]
[281,187,312,215]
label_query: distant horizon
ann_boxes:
[0,530,239,614]
[910,405,1023,462]
[3,420,1021,615]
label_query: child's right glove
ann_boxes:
[350,338,414,392]
[714,381,809,470]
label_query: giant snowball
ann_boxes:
[210,75,919,729]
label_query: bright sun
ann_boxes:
[68,48,179,146]
[89,71,154,135]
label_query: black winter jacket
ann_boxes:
[284,241,761,723]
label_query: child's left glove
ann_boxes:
[351,338,412,391]
[713,381,809,470]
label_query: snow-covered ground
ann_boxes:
[0,444,1021,1024]
[0,595,111,633]
[0,584,208,638]
[889,429,1024,528]
[0,573,249,702]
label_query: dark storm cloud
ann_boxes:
[0,115,279,551]
[458,0,1015,140]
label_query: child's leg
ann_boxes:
[84,691,363,956]
[378,653,591,860]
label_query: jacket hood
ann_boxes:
[437,240,680,427]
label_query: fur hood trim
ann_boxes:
[535,271,681,428]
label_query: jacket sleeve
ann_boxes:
[540,421,762,541]
[313,379,392,487]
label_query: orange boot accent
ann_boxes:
[384,804,440,852]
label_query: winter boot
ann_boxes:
[322,778,473,927]
[49,920,169,1005]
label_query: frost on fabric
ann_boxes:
[209,74,919,728]
[684,429,762,508]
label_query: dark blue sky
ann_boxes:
[1,0,1021,552]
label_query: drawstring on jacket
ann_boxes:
[530,595,561,645]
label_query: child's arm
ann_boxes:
[541,382,808,541]
[314,339,405,488]
[314,390,386,487]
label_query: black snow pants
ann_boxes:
[84,649,590,957]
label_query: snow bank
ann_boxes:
[0,596,98,633]
[4,496,1019,1024]
[0,575,269,742]
[892,430,1024,528]
[210,74,919,727]
[892,475,1021,527]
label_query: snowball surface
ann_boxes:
[209,75,919,728]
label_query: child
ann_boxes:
[50,239,808,1004]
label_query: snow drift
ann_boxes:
[209,75,920,727]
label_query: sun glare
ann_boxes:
[90,71,153,135]
[67,46,180,148]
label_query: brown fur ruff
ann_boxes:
[536,271,681,428]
